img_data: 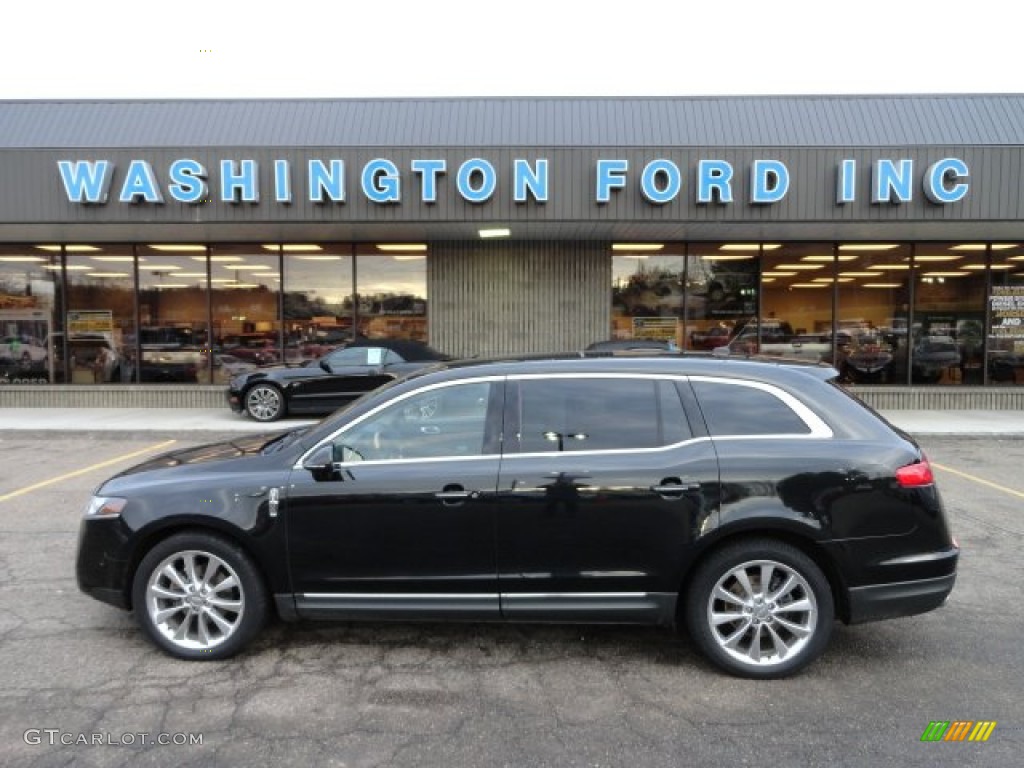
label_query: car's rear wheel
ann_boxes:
[685,539,833,679]
[245,383,285,421]
[132,532,267,660]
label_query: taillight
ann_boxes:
[896,459,934,487]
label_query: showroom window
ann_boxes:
[354,244,427,341]
[988,244,1024,385]
[280,243,354,365]
[515,377,691,452]
[610,243,686,346]
[683,243,759,352]
[65,244,135,384]
[835,243,912,385]
[208,244,281,384]
[911,242,987,385]
[0,244,61,384]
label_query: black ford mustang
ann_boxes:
[227,338,449,421]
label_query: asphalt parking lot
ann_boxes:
[0,431,1021,768]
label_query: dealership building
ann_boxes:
[1,95,1023,408]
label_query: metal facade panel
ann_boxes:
[428,241,609,357]
[4,96,1024,149]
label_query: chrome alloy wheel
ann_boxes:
[145,550,245,651]
[706,559,818,667]
[246,384,282,421]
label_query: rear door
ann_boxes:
[495,374,720,623]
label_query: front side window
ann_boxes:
[332,381,493,462]
[691,380,812,436]
[515,377,691,453]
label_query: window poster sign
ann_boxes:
[988,286,1024,383]
[989,287,1024,338]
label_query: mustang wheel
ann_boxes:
[245,383,285,422]
[132,532,267,660]
[685,539,833,679]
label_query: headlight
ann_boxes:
[83,496,127,518]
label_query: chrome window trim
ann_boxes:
[294,375,504,469]
[294,369,832,470]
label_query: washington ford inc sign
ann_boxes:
[57,156,970,208]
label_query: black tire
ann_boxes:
[685,538,834,679]
[131,532,268,661]
[245,382,286,422]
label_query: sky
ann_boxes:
[3,0,1021,99]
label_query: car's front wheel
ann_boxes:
[131,532,267,660]
[245,383,285,421]
[685,539,834,679]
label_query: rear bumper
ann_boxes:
[847,572,956,624]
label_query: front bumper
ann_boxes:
[76,517,133,610]
[227,388,244,413]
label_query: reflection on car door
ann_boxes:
[285,379,505,619]
[495,376,719,622]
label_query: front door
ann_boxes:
[286,378,505,619]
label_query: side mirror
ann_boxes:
[319,359,332,373]
[302,444,337,481]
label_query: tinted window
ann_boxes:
[692,380,811,436]
[325,347,372,367]
[517,378,690,452]
[333,382,492,461]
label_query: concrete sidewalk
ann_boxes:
[2,407,1024,436]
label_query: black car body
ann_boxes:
[226,338,449,422]
[78,355,958,678]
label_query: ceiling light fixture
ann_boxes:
[377,243,428,252]
[35,244,101,252]
[838,244,900,252]
[148,244,207,252]
[479,228,511,239]
[261,244,323,252]
[612,243,664,251]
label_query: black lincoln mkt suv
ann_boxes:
[76,354,958,678]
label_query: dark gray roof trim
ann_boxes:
[2,95,1024,149]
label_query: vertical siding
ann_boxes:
[428,241,610,357]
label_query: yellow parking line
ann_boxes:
[931,461,1024,500]
[0,440,177,504]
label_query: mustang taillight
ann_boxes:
[895,459,934,487]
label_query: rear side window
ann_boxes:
[691,380,811,436]
[516,377,691,452]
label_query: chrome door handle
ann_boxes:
[435,490,480,500]
[651,483,699,495]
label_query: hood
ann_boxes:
[110,431,288,478]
